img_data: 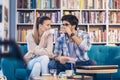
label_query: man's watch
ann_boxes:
[70,33,75,38]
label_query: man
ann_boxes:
[48,15,96,74]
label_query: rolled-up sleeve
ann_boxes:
[79,32,91,52]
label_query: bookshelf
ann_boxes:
[16,0,120,46]
[0,0,10,40]
[108,0,120,45]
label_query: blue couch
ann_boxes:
[1,45,120,80]
[88,46,120,80]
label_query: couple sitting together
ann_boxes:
[24,15,96,79]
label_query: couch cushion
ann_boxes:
[1,58,25,80]
[20,45,28,56]
[88,45,109,65]
[107,46,120,65]
[15,68,31,80]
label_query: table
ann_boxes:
[31,75,93,80]
[76,65,118,80]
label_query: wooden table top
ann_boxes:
[76,65,118,74]
[76,69,117,74]
[32,75,93,80]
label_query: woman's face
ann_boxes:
[38,20,51,33]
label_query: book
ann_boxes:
[76,65,118,70]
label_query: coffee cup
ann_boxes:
[50,69,57,77]
[49,29,55,34]
[65,70,73,77]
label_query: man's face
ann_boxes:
[61,21,71,33]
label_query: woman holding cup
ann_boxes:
[24,16,55,79]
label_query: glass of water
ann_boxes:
[50,69,57,77]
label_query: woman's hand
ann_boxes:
[24,50,34,62]
[41,30,51,39]
[39,30,50,47]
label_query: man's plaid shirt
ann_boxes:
[54,32,91,61]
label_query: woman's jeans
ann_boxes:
[27,55,49,78]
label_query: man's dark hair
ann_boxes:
[61,15,78,30]
[36,16,51,30]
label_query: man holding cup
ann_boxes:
[48,15,96,75]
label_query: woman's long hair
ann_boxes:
[32,16,51,45]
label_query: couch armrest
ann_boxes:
[1,58,25,80]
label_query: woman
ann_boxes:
[24,16,54,79]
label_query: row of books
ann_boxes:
[82,11,106,23]
[109,11,120,23]
[89,29,106,42]
[17,26,59,43]
[64,11,106,23]
[17,26,120,43]
[64,11,80,23]
[17,27,32,42]
[17,0,120,10]
[17,11,35,23]
[62,0,106,9]
[17,11,120,24]
[36,11,61,23]
[109,0,120,9]
[77,26,87,32]
[17,0,60,9]
[75,26,107,43]
[108,29,120,42]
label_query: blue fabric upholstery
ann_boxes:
[1,45,120,80]
[1,58,27,80]
[1,45,29,80]
[88,45,120,80]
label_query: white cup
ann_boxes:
[65,70,73,77]
[49,29,55,34]
[50,69,57,77]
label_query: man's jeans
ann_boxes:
[48,59,96,74]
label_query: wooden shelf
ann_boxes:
[16,0,120,45]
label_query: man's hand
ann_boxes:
[64,26,72,36]
[67,57,78,63]
[57,56,70,64]
[55,56,78,64]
